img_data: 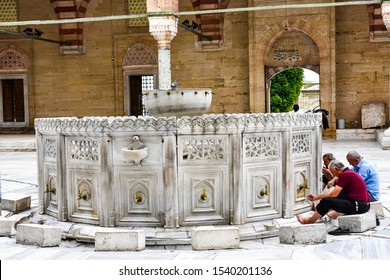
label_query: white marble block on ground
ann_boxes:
[370,201,385,219]
[361,102,386,129]
[95,230,145,251]
[191,226,240,250]
[279,223,327,244]
[0,217,13,236]
[338,211,376,233]
[1,193,31,212]
[16,224,62,247]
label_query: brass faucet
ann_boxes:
[200,188,207,201]
[44,184,56,195]
[134,192,143,204]
[259,185,269,197]
[298,182,309,191]
[77,191,89,201]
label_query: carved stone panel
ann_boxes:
[66,137,100,164]
[293,162,311,213]
[179,166,229,226]
[44,138,57,161]
[67,167,100,225]
[43,164,58,217]
[243,133,281,163]
[115,168,162,226]
[243,164,282,222]
[292,132,311,158]
[178,135,229,165]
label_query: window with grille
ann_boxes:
[141,75,154,91]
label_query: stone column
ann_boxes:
[147,1,179,90]
[382,1,390,32]
[162,133,178,228]
[36,132,45,214]
[56,134,67,221]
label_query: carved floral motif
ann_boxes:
[35,113,321,134]
[245,136,279,159]
[45,139,56,159]
[68,140,99,162]
[182,139,224,161]
[292,133,311,155]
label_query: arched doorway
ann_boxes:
[0,48,29,129]
[122,43,158,116]
[264,30,320,112]
[249,17,336,137]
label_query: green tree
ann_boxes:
[270,68,304,113]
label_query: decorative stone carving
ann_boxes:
[121,135,149,166]
[35,113,322,227]
[123,43,157,66]
[361,102,386,129]
[0,49,27,72]
[45,139,56,159]
[244,135,279,159]
[182,138,224,161]
[68,139,99,162]
[292,133,311,155]
[35,116,177,133]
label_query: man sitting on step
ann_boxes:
[297,159,370,224]
[346,150,380,202]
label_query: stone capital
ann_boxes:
[148,16,178,49]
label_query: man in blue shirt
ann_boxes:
[346,150,380,202]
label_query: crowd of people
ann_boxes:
[296,150,380,232]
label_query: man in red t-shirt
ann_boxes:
[297,159,370,224]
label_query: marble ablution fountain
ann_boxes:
[35,113,322,228]
[34,1,322,229]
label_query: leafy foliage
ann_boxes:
[270,68,304,113]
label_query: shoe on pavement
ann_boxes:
[328,227,350,236]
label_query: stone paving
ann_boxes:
[1,134,390,260]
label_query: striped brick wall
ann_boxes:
[368,4,390,42]
[49,0,92,52]
[191,0,230,44]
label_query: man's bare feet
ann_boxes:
[297,215,310,224]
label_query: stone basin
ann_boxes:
[121,147,148,166]
[143,88,212,117]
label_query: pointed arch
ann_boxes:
[0,48,27,72]
[123,43,157,66]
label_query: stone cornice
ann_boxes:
[35,114,322,135]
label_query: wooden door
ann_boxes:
[2,79,24,122]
